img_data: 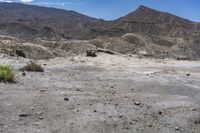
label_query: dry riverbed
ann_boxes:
[0,53,200,133]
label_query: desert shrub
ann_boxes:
[20,62,44,72]
[0,65,15,83]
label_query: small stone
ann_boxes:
[175,126,180,131]
[186,73,190,76]
[69,106,75,110]
[148,123,153,127]
[194,120,200,124]
[158,111,163,115]
[191,108,197,111]
[19,113,31,117]
[22,72,26,76]
[36,111,43,115]
[76,88,80,91]
[30,107,34,110]
[134,101,141,106]
[115,104,119,106]
[64,98,69,101]
[119,115,123,118]
[38,117,43,120]
[40,89,46,92]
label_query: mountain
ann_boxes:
[0,3,199,40]
[97,5,200,38]
[0,3,200,60]
[0,2,99,40]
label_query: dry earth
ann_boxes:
[0,53,200,133]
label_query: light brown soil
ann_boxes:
[0,53,200,133]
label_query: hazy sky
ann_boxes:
[1,0,200,21]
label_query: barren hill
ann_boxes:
[93,5,200,38]
[0,3,200,60]
[0,3,199,40]
[0,2,99,40]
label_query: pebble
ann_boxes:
[64,98,69,101]
[40,89,46,92]
[134,101,141,106]
[19,113,31,117]
[38,117,43,120]
[158,111,163,115]
[175,126,180,131]
[22,72,26,76]
[30,106,34,110]
[119,114,123,118]
[191,108,197,111]
[186,73,190,76]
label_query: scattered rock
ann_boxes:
[76,88,81,92]
[64,98,69,101]
[115,104,119,106]
[30,107,34,110]
[86,49,97,57]
[36,111,43,115]
[147,123,153,127]
[186,73,190,76]
[16,49,26,58]
[40,89,46,92]
[119,114,123,118]
[19,113,31,117]
[69,106,75,110]
[22,72,26,76]
[134,101,141,106]
[194,120,200,124]
[191,108,197,111]
[175,126,180,131]
[158,111,163,115]
[38,117,43,120]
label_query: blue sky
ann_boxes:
[1,0,200,22]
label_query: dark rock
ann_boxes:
[64,98,69,101]
[86,49,97,57]
[19,113,31,117]
[175,126,180,131]
[16,49,26,58]
[186,73,190,76]
[158,111,163,115]
[134,101,141,106]
[22,72,26,76]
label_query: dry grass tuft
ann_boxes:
[20,62,44,72]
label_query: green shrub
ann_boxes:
[0,65,15,83]
[20,62,44,72]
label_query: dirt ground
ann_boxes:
[0,53,200,133]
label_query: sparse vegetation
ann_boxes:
[20,62,44,72]
[0,65,15,83]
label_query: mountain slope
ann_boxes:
[0,3,199,40]
[0,2,99,39]
[100,5,200,38]
[1,3,200,60]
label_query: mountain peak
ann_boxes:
[136,5,159,13]
[138,5,149,9]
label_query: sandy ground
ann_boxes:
[0,53,200,133]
